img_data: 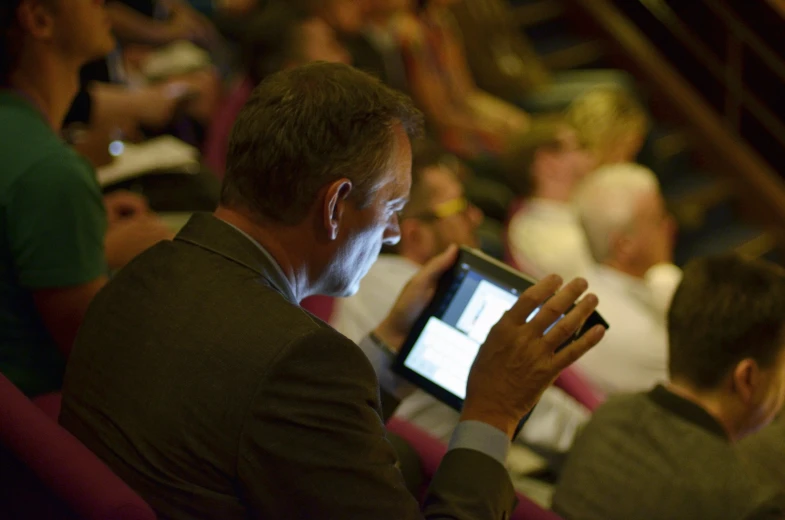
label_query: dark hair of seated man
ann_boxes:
[668,255,785,392]
[222,61,422,226]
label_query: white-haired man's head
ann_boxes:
[574,163,675,278]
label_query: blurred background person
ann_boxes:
[571,163,680,394]
[0,0,171,397]
[503,117,595,280]
[394,0,530,159]
[553,254,785,520]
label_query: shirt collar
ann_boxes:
[647,384,729,440]
[220,220,298,303]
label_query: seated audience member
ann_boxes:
[73,0,222,136]
[504,118,595,280]
[332,144,590,452]
[553,254,785,520]
[203,3,350,177]
[571,163,680,394]
[394,0,529,159]
[565,86,650,167]
[0,0,171,396]
[60,62,606,519]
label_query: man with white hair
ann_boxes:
[572,163,681,394]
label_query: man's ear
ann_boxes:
[732,358,760,404]
[17,0,57,40]
[323,179,353,241]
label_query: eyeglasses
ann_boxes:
[404,197,472,222]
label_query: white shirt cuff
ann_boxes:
[448,420,511,466]
[357,335,416,400]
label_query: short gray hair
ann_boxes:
[573,163,660,262]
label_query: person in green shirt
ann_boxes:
[0,0,172,396]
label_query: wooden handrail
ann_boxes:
[562,0,785,240]
[707,0,785,87]
[636,0,785,151]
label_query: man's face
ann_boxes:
[48,0,115,64]
[324,125,412,297]
[410,166,482,261]
[299,17,351,65]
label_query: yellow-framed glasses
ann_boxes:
[406,197,471,221]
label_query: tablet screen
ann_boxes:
[402,263,562,399]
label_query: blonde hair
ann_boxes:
[573,163,659,262]
[566,87,649,165]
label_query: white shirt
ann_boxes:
[332,254,590,452]
[507,199,594,281]
[575,264,682,395]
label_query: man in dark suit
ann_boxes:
[60,61,605,519]
[553,254,785,520]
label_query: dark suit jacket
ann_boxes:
[60,213,516,519]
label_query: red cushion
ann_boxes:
[386,417,563,520]
[0,375,155,520]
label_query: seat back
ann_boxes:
[386,417,564,520]
[552,367,604,412]
[301,295,337,323]
[0,375,156,520]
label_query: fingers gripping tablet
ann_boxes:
[393,246,609,412]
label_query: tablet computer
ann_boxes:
[393,246,608,412]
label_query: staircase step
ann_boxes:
[514,0,565,28]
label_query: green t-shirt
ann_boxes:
[0,91,107,396]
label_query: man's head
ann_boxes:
[574,163,674,278]
[1,0,115,84]
[566,87,650,166]
[242,4,350,85]
[393,143,482,265]
[503,117,594,202]
[668,255,785,439]
[222,62,422,297]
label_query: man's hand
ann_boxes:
[374,245,459,352]
[104,215,174,270]
[103,190,150,225]
[461,275,606,439]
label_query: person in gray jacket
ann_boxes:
[553,254,785,520]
